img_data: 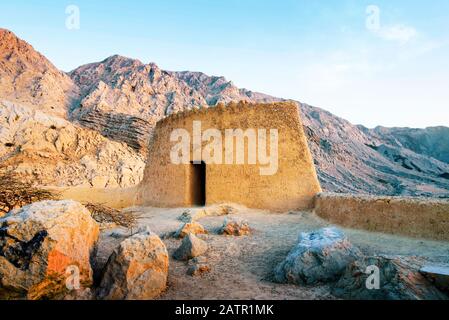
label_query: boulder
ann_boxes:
[220,217,250,236]
[333,256,448,300]
[274,227,362,285]
[97,228,169,300]
[173,233,208,261]
[174,222,207,239]
[0,200,99,299]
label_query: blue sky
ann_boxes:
[1,0,448,128]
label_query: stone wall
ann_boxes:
[314,193,449,241]
[136,101,322,212]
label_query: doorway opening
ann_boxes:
[190,161,206,206]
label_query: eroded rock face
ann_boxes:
[98,229,168,300]
[274,227,362,285]
[174,222,207,239]
[0,200,99,299]
[173,234,208,261]
[220,218,251,236]
[0,101,145,188]
[333,256,448,300]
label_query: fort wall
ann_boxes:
[314,192,449,241]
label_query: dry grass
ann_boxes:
[83,202,138,229]
[0,172,59,215]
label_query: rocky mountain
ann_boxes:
[370,126,449,164]
[1,28,448,197]
[172,71,281,106]
[300,104,449,196]
[0,29,78,118]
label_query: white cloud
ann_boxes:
[374,24,417,44]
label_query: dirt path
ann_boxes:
[95,206,449,300]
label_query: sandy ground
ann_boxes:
[94,206,449,300]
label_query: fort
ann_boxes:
[135,101,322,211]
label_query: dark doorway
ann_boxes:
[190,161,206,206]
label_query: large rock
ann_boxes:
[173,234,208,261]
[274,227,362,285]
[0,200,99,299]
[98,228,168,300]
[333,256,448,300]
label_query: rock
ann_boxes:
[220,217,251,236]
[175,222,207,239]
[274,227,362,285]
[333,256,447,300]
[420,264,449,294]
[178,205,240,223]
[178,210,194,223]
[173,234,208,261]
[186,256,210,276]
[0,200,99,300]
[187,264,211,276]
[97,228,168,300]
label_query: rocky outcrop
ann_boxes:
[220,217,251,236]
[0,200,99,299]
[98,228,169,300]
[0,101,145,188]
[333,256,447,300]
[274,227,362,285]
[73,109,153,151]
[173,234,208,261]
[174,222,207,239]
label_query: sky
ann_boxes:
[1,0,448,128]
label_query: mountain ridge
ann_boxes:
[1,28,448,197]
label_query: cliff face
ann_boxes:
[1,29,448,196]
